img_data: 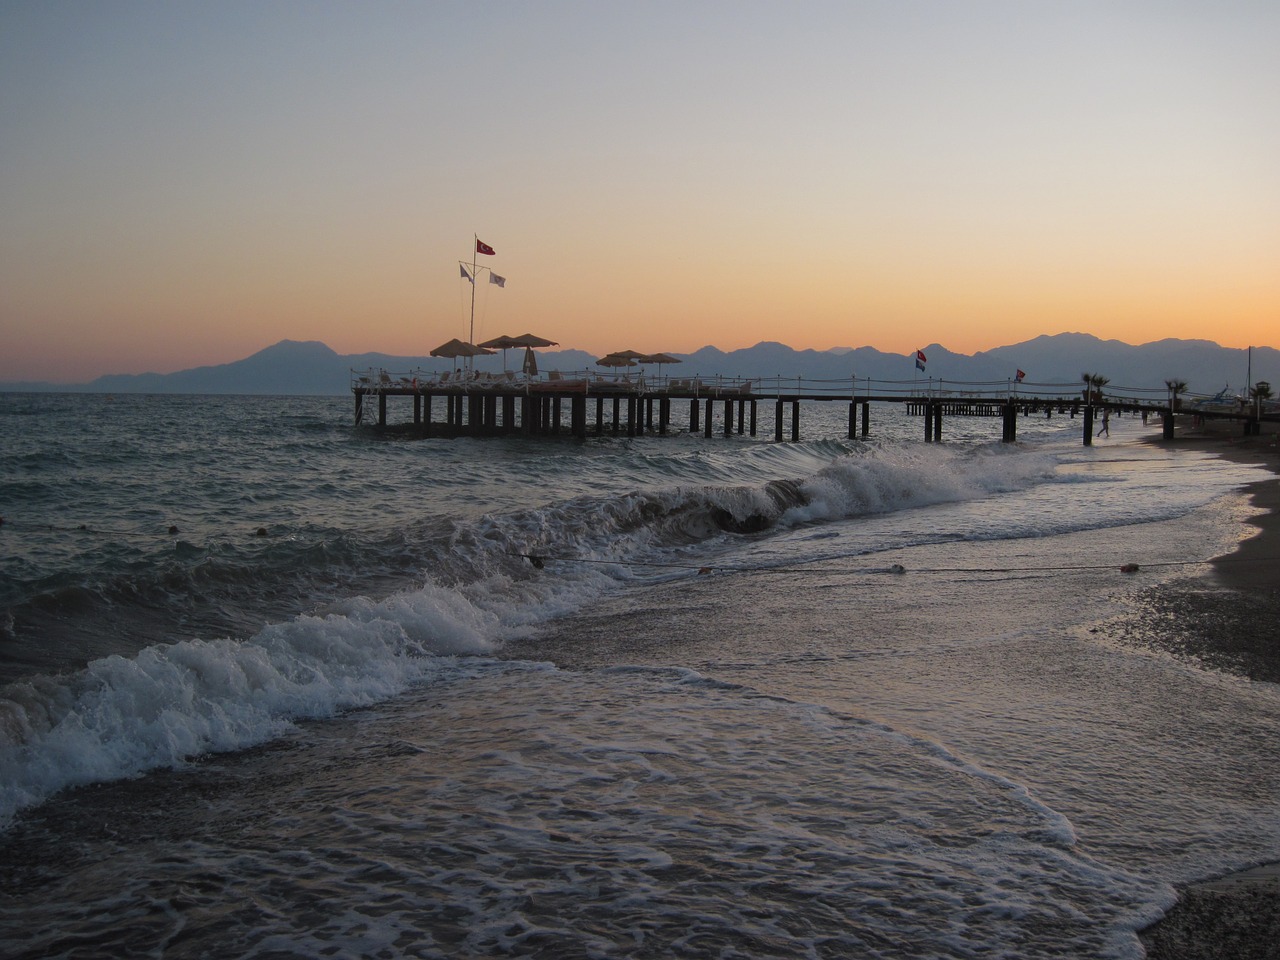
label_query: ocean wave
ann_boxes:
[0,441,1072,825]
[3,441,1065,678]
[0,586,504,827]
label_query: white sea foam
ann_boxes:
[4,394,1279,958]
[783,442,1060,525]
[0,581,511,826]
[271,662,1167,960]
[4,431,1271,832]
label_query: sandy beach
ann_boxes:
[1133,418,1280,959]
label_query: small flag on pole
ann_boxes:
[1015,369,1026,382]
[489,273,506,288]
[915,349,926,372]
[459,264,473,283]
[476,239,496,256]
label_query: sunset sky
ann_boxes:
[2,1,1277,383]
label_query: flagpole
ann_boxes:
[463,235,502,370]
[1248,345,1254,418]
[470,235,479,348]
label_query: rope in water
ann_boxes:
[518,552,1274,577]
[0,517,273,538]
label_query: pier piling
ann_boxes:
[353,372,1262,445]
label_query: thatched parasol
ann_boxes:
[596,353,638,368]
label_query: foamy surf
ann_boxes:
[0,584,510,826]
[5,433,1270,827]
[4,395,1279,960]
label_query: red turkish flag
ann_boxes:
[476,239,496,256]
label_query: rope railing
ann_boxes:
[351,366,1241,408]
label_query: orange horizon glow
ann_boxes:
[2,3,1277,383]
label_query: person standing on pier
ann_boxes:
[1097,408,1110,437]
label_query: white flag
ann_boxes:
[490,273,506,288]
[459,264,473,283]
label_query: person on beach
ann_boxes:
[1097,408,1110,437]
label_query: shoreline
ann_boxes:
[1165,418,1280,594]
[1134,421,1280,958]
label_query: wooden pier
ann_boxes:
[352,370,1275,446]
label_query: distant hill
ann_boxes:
[2,334,1273,398]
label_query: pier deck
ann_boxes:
[352,370,1276,446]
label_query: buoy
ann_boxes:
[698,567,712,575]
[168,525,179,535]
[1120,563,1140,573]
[256,527,268,537]
[889,564,906,574]
[528,556,545,570]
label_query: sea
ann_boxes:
[2,391,1278,959]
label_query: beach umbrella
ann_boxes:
[430,338,495,358]
[636,352,682,376]
[511,333,557,377]
[597,353,638,367]
[431,338,495,371]
[606,349,646,360]
[478,334,523,369]
[509,333,559,348]
[477,334,523,349]
[481,333,558,372]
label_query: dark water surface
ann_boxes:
[2,392,1278,958]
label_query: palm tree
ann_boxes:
[1081,373,1110,403]
[1165,378,1188,411]
[1082,372,1098,402]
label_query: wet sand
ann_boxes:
[1198,420,1280,596]
[1133,418,1280,959]
[1141,863,1280,960]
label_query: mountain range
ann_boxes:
[3,334,1274,398]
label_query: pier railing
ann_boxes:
[350,366,1276,442]
[351,368,1209,405]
